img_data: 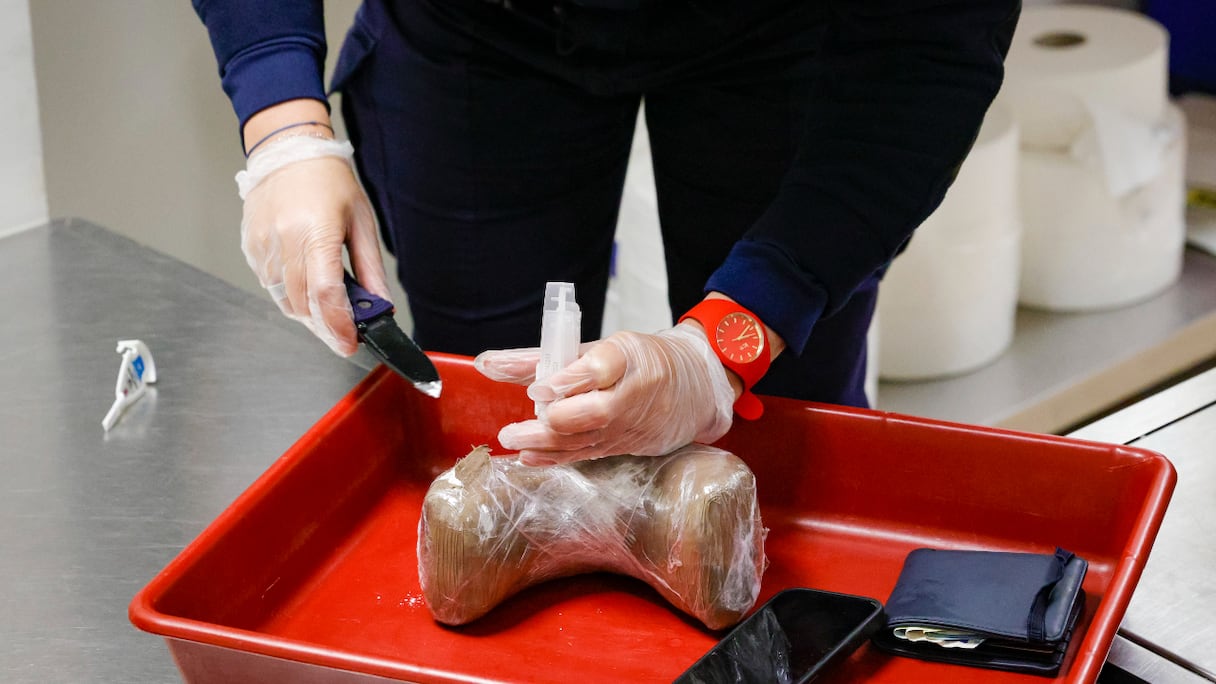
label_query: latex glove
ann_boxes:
[474,323,736,465]
[236,136,391,356]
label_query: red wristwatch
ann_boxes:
[679,299,772,420]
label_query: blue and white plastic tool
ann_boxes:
[103,339,157,431]
[534,282,581,419]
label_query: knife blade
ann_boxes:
[344,272,442,398]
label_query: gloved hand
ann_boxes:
[474,323,736,465]
[235,136,392,356]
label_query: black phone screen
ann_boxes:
[674,588,884,684]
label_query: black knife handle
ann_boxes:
[343,271,394,325]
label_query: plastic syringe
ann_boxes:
[535,282,581,420]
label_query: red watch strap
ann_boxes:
[679,299,772,420]
[733,391,765,421]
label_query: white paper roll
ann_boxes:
[1018,104,1187,311]
[925,102,1020,240]
[1002,6,1167,151]
[876,101,1022,381]
[878,223,1022,381]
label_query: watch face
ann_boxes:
[714,312,764,364]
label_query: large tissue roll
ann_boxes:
[1018,104,1187,311]
[1002,6,1168,151]
[921,103,1020,240]
[417,444,767,630]
[877,103,1021,381]
[878,222,1021,380]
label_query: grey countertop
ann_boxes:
[1072,369,1216,683]
[0,219,370,683]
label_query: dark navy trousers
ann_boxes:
[334,0,878,407]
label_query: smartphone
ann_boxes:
[674,588,885,684]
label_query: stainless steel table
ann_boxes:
[1072,368,1216,683]
[0,219,370,683]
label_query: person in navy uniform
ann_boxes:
[195,0,1019,463]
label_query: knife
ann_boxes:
[344,272,442,398]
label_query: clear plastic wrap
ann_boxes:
[417,444,768,630]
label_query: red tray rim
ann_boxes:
[129,359,1178,683]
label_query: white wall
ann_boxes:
[28,1,404,304]
[0,0,48,237]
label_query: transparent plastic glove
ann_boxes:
[235,136,391,356]
[474,323,736,465]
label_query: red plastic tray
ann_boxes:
[130,354,1175,683]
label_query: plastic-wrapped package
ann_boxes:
[418,444,768,630]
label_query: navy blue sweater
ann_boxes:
[194,0,1018,356]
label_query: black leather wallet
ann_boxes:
[871,547,1087,677]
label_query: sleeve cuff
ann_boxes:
[705,239,828,357]
[222,45,329,133]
